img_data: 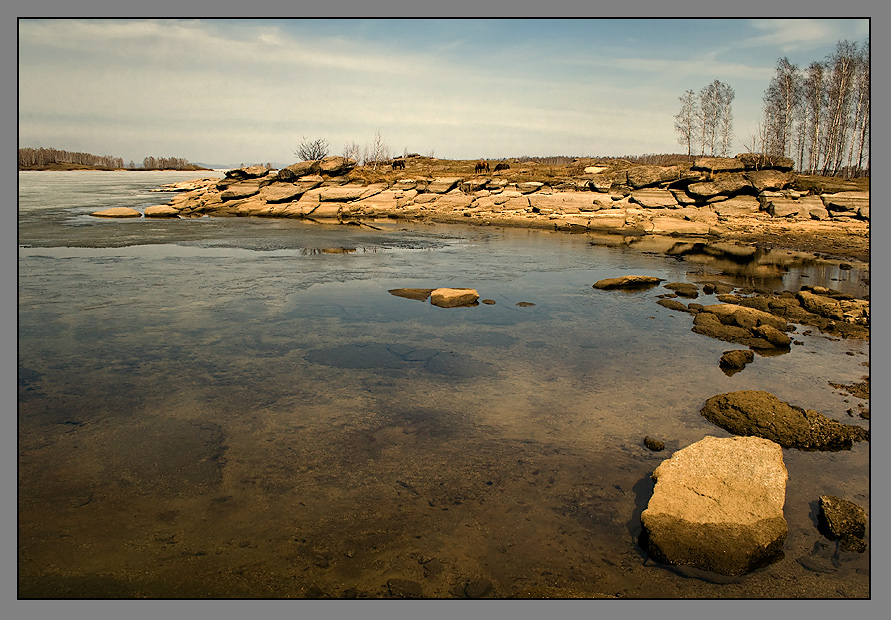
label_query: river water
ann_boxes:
[17,171,869,599]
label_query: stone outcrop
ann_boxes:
[141,155,868,241]
[700,390,870,451]
[640,436,788,576]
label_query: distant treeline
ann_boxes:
[19,147,202,170]
[19,147,125,169]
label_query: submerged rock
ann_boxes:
[700,390,869,451]
[640,436,788,576]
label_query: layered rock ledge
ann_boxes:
[124,155,869,261]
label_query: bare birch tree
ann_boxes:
[674,89,698,156]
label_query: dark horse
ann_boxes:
[475,160,490,174]
[391,158,406,170]
[493,163,510,172]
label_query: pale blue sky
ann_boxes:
[18,18,869,167]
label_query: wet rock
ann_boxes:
[90,207,142,218]
[640,436,788,576]
[516,301,535,307]
[664,282,699,298]
[481,299,496,305]
[592,275,663,290]
[430,288,480,308]
[691,312,772,349]
[700,391,870,451]
[819,495,867,553]
[387,578,423,598]
[719,349,754,372]
[656,299,688,312]
[644,436,665,452]
[753,324,792,347]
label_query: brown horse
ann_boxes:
[475,160,490,174]
[391,158,406,170]
[493,162,510,172]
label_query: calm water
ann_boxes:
[18,171,869,598]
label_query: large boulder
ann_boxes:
[700,390,870,451]
[277,160,322,181]
[318,156,357,177]
[640,436,788,576]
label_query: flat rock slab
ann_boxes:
[593,275,663,290]
[641,435,788,576]
[90,207,142,218]
[701,390,869,451]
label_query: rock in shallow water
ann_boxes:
[640,436,788,576]
[700,390,869,451]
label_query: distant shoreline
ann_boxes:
[18,163,214,172]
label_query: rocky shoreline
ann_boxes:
[92,154,870,263]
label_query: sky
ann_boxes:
[18,17,869,168]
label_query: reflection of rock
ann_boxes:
[389,288,434,302]
[700,391,870,451]
[640,436,788,576]
[430,288,479,308]
[818,495,867,552]
[592,275,663,290]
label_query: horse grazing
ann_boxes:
[391,158,406,170]
[493,163,510,172]
[475,160,490,174]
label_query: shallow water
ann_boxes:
[18,171,869,598]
